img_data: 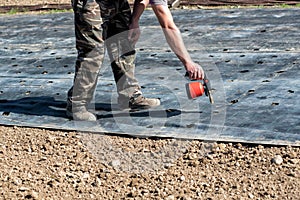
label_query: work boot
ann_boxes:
[119,96,161,110]
[66,103,97,121]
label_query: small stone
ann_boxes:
[271,155,283,165]
[96,177,101,186]
[258,145,264,150]
[82,172,90,179]
[180,175,185,181]
[53,162,63,167]
[248,193,254,199]
[190,160,200,167]
[287,172,296,177]
[13,178,22,186]
[30,191,39,199]
[128,187,138,197]
[218,143,226,151]
[39,156,47,161]
[19,187,29,191]
[130,178,139,187]
[166,195,175,200]
[109,159,121,167]
[220,177,227,183]
[289,159,299,164]
[206,154,214,160]
[188,153,197,160]
[289,151,298,159]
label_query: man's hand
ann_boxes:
[128,22,141,45]
[185,62,204,80]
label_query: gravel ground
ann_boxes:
[0,125,299,199]
[1,0,300,199]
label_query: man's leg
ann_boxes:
[67,0,104,121]
[99,0,160,109]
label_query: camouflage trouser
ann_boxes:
[67,0,142,109]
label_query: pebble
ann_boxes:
[248,193,254,199]
[13,178,22,186]
[30,191,39,199]
[188,153,197,160]
[218,143,227,151]
[258,145,264,150]
[289,159,299,164]
[19,187,29,191]
[39,156,47,161]
[289,151,298,159]
[110,159,121,167]
[190,160,200,167]
[82,172,90,179]
[166,195,175,200]
[271,155,283,165]
[206,154,214,160]
[180,175,185,181]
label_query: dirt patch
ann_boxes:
[0,125,299,199]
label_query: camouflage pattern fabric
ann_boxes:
[68,0,142,110]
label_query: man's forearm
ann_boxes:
[151,5,192,66]
[162,26,192,65]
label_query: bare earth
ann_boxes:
[0,126,299,199]
[0,0,300,199]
